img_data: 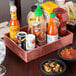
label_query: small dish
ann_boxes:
[58,46,76,62]
[55,0,65,7]
[40,59,66,76]
[67,3,76,26]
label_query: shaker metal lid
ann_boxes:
[16,31,27,37]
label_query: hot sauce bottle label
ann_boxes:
[31,25,46,46]
[47,34,58,43]
[10,26,20,41]
[37,33,46,45]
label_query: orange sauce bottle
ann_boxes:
[9,5,20,42]
[47,13,58,43]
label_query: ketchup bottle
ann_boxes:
[47,13,58,43]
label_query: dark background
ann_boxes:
[0,0,76,26]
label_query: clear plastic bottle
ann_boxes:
[27,5,37,28]
[47,13,58,43]
[31,4,46,46]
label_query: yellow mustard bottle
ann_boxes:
[42,1,58,23]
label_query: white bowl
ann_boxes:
[55,0,65,7]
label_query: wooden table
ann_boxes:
[3,26,76,76]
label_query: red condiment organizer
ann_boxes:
[4,26,73,63]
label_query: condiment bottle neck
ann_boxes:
[11,12,17,20]
[48,17,55,25]
[50,17,55,22]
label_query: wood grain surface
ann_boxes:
[4,26,73,63]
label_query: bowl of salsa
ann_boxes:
[58,46,76,62]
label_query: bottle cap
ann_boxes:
[10,5,17,13]
[31,5,37,12]
[50,13,55,18]
[35,4,42,16]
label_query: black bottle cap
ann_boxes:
[31,5,37,12]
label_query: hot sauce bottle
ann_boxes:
[47,13,58,43]
[31,4,46,46]
[9,5,20,42]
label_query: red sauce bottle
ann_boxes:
[53,8,68,36]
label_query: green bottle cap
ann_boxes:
[50,13,55,18]
[35,4,43,16]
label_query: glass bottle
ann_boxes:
[9,0,21,24]
[9,5,20,42]
[0,39,6,76]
